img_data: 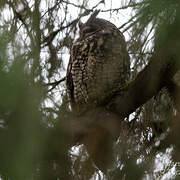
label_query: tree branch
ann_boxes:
[46,77,66,92]
[108,53,177,118]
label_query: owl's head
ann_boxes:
[78,10,118,39]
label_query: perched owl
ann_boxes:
[66,10,130,111]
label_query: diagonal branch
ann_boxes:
[46,77,66,92]
[107,53,178,118]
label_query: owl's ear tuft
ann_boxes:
[87,10,100,23]
[78,21,84,29]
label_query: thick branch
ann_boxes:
[73,52,179,140]
[108,53,178,118]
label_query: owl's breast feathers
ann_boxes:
[66,21,130,109]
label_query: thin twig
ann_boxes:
[46,77,66,92]
[101,2,143,12]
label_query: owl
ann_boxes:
[66,10,130,111]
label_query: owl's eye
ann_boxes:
[82,26,96,35]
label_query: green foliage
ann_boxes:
[0,26,71,180]
[0,0,179,179]
[136,0,176,25]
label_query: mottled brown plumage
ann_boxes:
[66,11,130,110]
